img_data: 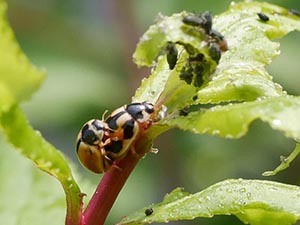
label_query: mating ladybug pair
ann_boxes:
[76,102,158,173]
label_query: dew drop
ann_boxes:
[229,47,237,54]
[272,119,281,126]
[212,130,220,135]
[226,188,233,193]
[53,168,61,174]
[239,187,246,193]
[243,25,254,31]
[198,197,203,204]
[246,192,252,200]
[236,199,247,206]
[225,134,234,139]
[29,152,37,160]
[44,161,53,168]
[205,196,212,201]
[218,203,225,209]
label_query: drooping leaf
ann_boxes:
[0,105,82,225]
[119,179,300,225]
[163,96,300,140]
[0,137,66,225]
[0,1,82,224]
[132,12,218,110]
[0,0,45,103]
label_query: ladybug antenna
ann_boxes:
[101,110,109,121]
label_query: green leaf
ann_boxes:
[163,96,300,140]
[194,1,300,104]
[133,13,217,111]
[118,179,300,225]
[0,136,66,225]
[0,1,82,223]
[133,1,300,109]
[133,13,206,67]
[0,105,82,225]
[0,0,45,103]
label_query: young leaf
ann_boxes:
[194,1,300,104]
[0,0,45,103]
[133,13,206,67]
[133,1,300,109]
[133,15,218,112]
[119,179,300,225]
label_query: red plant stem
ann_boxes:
[82,151,143,225]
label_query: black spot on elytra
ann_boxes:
[105,140,123,153]
[126,103,145,120]
[123,119,135,139]
[106,111,126,130]
[82,129,98,145]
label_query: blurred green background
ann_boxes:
[6,0,300,224]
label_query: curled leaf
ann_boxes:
[163,96,300,140]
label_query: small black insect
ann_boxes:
[145,208,154,216]
[193,65,204,87]
[179,68,193,85]
[210,29,228,52]
[179,107,189,116]
[257,12,269,22]
[188,53,204,63]
[182,11,213,34]
[208,43,221,63]
[289,9,300,17]
[182,15,204,27]
[201,11,213,34]
[166,42,178,70]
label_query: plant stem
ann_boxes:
[64,182,84,225]
[82,143,147,225]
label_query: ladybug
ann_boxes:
[76,102,157,173]
[76,119,112,173]
[104,102,155,160]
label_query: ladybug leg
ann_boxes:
[130,145,144,158]
[111,163,123,172]
[101,138,111,147]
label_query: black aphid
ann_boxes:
[166,42,178,70]
[145,208,154,216]
[208,43,221,63]
[289,9,300,17]
[182,15,204,27]
[182,11,212,34]
[257,12,269,22]
[179,69,193,85]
